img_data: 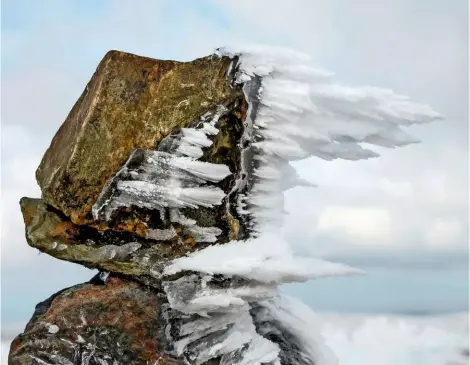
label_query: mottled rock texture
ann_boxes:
[20,197,190,279]
[36,51,243,227]
[9,275,183,365]
[13,50,252,365]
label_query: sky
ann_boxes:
[1,0,469,334]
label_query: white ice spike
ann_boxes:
[160,46,441,365]
[216,45,441,235]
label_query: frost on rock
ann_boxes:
[93,149,230,222]
[45,323,60,334]
[161,274,281,365]
[159,235,362,364]
[163,274,277,314]
[92,105,234,244]
[69,46,441,365]
[160,273,340,365]
[155,46,441,365]
[251,295,338,365]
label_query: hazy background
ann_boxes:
[1,0,468,360]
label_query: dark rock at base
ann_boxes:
[8,276,182,365]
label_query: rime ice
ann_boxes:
[156,46,441,365]
[216,45,441,235]
[74,46,442,365]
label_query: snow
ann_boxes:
[157,46,443,364]
[169,209,223,243]
[163,274,277,314]
[95,151,229,215]
[176,105,227,158]
[170,158,231,183]
[161,234,363,364]
[46,323,60,334]
[161,273,287,364]
[94,242,141,260]
[92,150,230,222]
[252,295,338,365]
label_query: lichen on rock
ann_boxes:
[36,51,243,228]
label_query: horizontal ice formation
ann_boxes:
[217,45,442,235]
[160,233,363,364]
[164,233,363,284]
[89,45,441,365]
[93,149,230,222]
[157,46,441,365]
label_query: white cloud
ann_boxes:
[316,206,392,245]
[1,125,42,267]
[378,179,413,198]
[426,219,466,249]
[316,312,469,365]
[1,342,10,365]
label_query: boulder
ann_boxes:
[8,275,182,365]
[36,51,244,230]
[20,197,190,280]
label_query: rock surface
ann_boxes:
[26,50,249,264]
[9,274,183,365]
[36,51,243,228]
[20,197,189,280]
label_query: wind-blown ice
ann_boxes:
[164,233,364,283]
[93,149,230,223]
[92,105,232,228]
[160,234,361,364]
[160,274,338,365]
[156,46,441,365]
[88,46,441,365]
[217,45,442,235]
[251,295,338,365]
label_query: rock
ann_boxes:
[11,45,443,365]
[24,50,250,271]
[20,197,193,280]
[90,102,248,244]
[36,51,244,228]
[8,275,183,365]
[14,49,261,364]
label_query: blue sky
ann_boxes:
[1,0,468,329]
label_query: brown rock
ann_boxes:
[19,197,193,279]
[36,51,242,225]
[8,275,182,365]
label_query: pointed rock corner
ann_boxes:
[36,50,243,226]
